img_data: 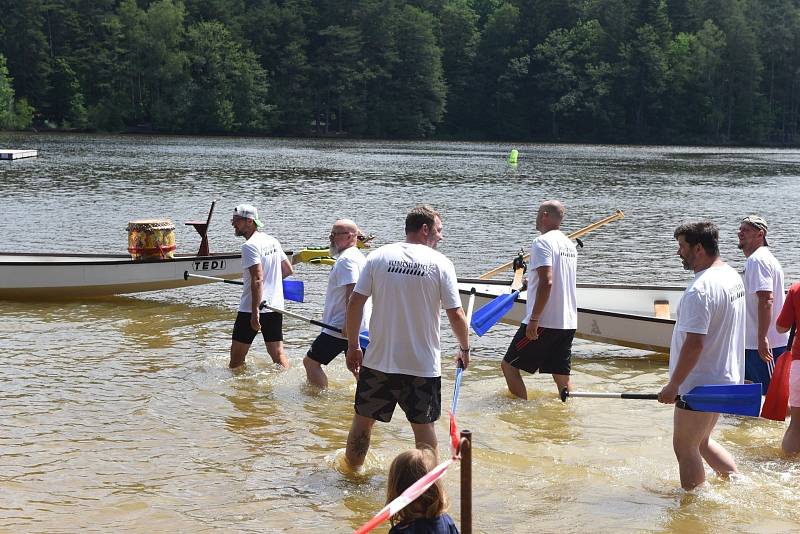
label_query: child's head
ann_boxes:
[386,446,448,525]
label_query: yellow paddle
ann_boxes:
[477,209,624,280]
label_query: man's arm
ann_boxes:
[340,283,355,337]
[446,307,470,369]
[281,258,293,279]
[756,290,774,362]
[776,287,795,334]
[345,292,368,379]
[249,263,263,331]
[658,332,704,403]
[526,265,552,340]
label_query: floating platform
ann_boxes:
[0,149,38,160]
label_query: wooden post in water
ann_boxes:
[460,429,472,534]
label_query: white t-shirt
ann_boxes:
[321,246,371,339]
[239,232,288,312]
[669,264,745,395]
[353,242,461,377]
[743,246,789,350]
[523,230,578,329]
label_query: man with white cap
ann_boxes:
[229,203,293,369]
[738,215,789,393]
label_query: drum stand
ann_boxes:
[185,200,216,257]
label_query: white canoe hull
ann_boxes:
[0,252,243,299]
[458,279,683,354]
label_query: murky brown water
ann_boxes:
[2,133,800,532]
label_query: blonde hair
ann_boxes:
[386,446,449,526]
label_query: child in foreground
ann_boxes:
[387,446,460,534]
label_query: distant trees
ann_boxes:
[1,0,800,144]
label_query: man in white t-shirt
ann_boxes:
[737,215,789,394]
[658,221,745,490]
[303,219,371,388]
[229,203,293,369]
[501,200,577,399]
[343,205,470,469]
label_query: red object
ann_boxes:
[777,282,800,357]
[761,350,793,421]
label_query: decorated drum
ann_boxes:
[127,219,176,261]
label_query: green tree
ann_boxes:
[244,0,314,135]
[0,53,18,129]
[474,2,528,134]
[618,23,669,139]
[0,0,52,110]
[0,54,33,130]
[185,20,271,132]
[440,0,480,134]
[381,4,446,137]
[534,20,613,138]
[48,57,88,129]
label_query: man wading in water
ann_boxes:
[343,205,470,468]
[658,221,745,489]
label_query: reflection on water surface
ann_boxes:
[2,134,800,531]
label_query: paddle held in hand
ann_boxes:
[561,383,762,417]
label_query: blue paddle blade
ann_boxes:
[282,280,304,302]
[358,331,370,350]
[470,290,519,336]
[450,366,464,415]
[683,383,762,417]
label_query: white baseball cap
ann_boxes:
[233,203,264,228]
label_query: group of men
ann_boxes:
[227,201,794,489]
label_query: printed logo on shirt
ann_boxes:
[264,244,279,256]
[387,260,433,277]
[728,282,745,302]
[558,246,577,259]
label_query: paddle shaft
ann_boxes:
[185,271,242,285]
[567,391,658,400]
[478,209,624,279]
[259,300,342,334]
[453,289,476,414]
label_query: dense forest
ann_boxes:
[2,0,800,144]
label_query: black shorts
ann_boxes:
[354,366,441,424]
[306,332,348,365]
[503,324,575,375]
[231,311,283,344]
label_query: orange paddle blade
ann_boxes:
[761,351,792,421]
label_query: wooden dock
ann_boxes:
[0,149,38,160]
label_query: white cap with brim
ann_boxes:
[742,215,768,246]
[233,203,264,228]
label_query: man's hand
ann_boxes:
[250,314,261,332]
[525,319,541,340]
[455,347,470,370]
[758,337,773,363]
[658,381,679,404]
[346,346,363,379]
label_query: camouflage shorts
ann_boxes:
[354,366,441,424]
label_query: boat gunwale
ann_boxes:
[0,251,242,266]
[457,282,677,325]
[457,277,686,293]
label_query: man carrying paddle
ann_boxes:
[501,200,577,399]
[229,203,293,369]
[737,215,789,394]
[303,219,371,388]
[658,221,745,490]
[343,205,470,468]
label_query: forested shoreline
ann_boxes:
[2,0,800,145]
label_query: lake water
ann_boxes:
[2,133,800,532]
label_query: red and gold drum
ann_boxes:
[126,219,176,261]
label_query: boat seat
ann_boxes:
[185,200,216,256]
[654,299,670,319]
